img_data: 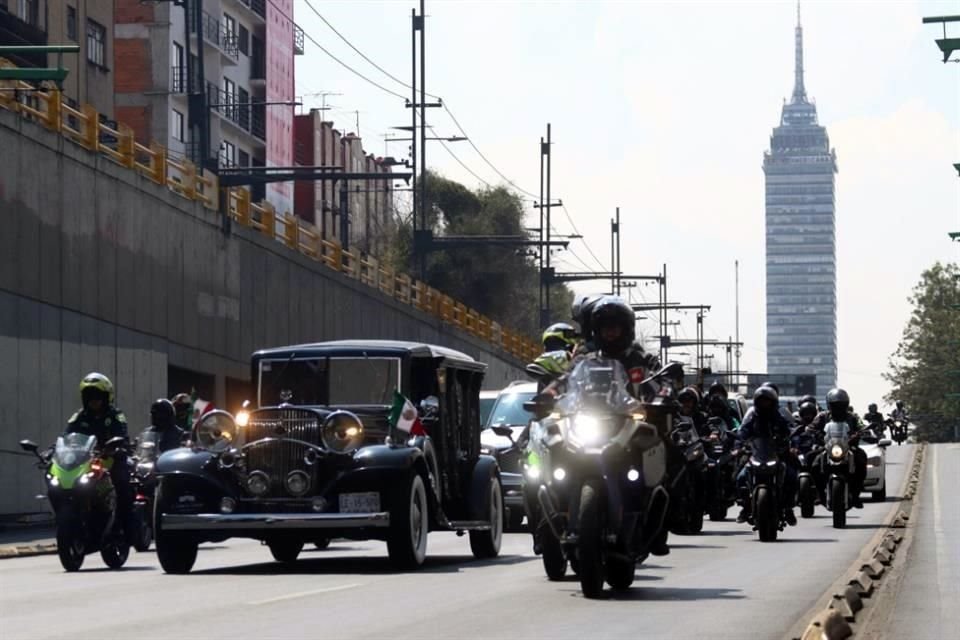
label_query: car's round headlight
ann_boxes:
[194,411,238,453]
[285,470,311,497]
[235,410,250,428]
[830,445,844,460]
[322,411,364,454]
[246,471,270,497]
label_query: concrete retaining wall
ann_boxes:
[0,108,525,515]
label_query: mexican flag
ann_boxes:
[191,388,215,424]
[388,391,426,436]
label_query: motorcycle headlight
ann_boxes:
[766,460,777,467]
[568,415,605,448]
[322,411,364,454]
[525,465,541,480]
[235,410,250,428]
[830,445,844,460]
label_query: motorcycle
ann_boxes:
[20,434,131,571]
[130,435,158,552]
[791,426,822,519]
[667,419,706,534]
[524,357,671,598]
[744,438,787,542]
[890,419,908,445]
[822,421,855,529]
[702,421,737,522]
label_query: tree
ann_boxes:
[884,261,960,442]
[389,171,573,338]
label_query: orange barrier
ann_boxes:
[0,61,540,361]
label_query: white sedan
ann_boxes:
[860,431,892,501]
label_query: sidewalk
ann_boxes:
[0,516,57,559]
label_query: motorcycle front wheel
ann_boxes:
[577,479,605,599]
[540,529,567,581]
[56,518,85,572]
[755,487,778,542]
[831,481,847,529]
[799,476,815,519]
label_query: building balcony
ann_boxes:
[226,0,267,23]
[0,3,47,68]
[294,24,305,55]
[206,83,266,144]
[189,9,239,64]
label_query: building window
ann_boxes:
[238,149,250,168]
[86,19,107,67]
[238,24,249,56]
[171,109,184,142]
[67,6,77,41]
[222,77,236,120]
[220,141,236,168]
[16,0,39,26]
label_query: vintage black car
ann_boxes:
[153,340,503,573]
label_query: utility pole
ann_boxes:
[545,123,553,321]
[735,259,741,392]
[539,134,545,327]
[610,208,621,296]
[616,207,622,296]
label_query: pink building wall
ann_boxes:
[266,0,295,214]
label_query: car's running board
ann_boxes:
[446,520,492,531]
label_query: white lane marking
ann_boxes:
[248,583,362,606]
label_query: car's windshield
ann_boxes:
[480,397,497,427]
[558,357,639,417]
[487,391,536,428]
[259,357,400,406]
[54,433,96,470]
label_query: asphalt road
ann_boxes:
[885,443,960,640]
[0,445,912,640]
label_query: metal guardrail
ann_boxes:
[0,61,540,363]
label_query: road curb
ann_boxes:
[793,443,926,640]
[0,541,57,558]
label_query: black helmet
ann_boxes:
[589,296,635,357]
[150,398,176,430]
[678,386,701,406]
[825,388,850,419]
[896,400,904,410]
[798,401,818,422]
[708,394,728,414]
[753,385,779,417]
[868,403,878,413]
[541,322,577,352]
[799,394,817,409]
[707,381,728,399]
[571,294,603,337]
[761,381,780,395]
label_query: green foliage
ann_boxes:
[884,262,960,442]
[389,171,573,337]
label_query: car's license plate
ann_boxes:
[339,492,381,513]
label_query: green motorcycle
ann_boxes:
[20,434,130,572]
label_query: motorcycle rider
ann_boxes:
[706,391,740,432]
[678,386,708,436]
[171,393,193,431]
[140,399,187,454]
[65,373,135,542]
[735,386,798,526]
[541,322,578,353]
[813,388,867,509]
[863,403,885,436]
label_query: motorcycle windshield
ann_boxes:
[557,356,640,418]
[54,433,96,470]
[137,431,159,462]
[824,421,850,445]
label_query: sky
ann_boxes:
[291,0,960,410]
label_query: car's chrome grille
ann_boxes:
[245,409,321,498]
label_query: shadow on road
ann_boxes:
[191,553,531,576]
[697,530,751,537]
[80,565,156,573]
[838,523,885,530]
[772,537,838,543]
[668,544,724,550]
[605,586,745,601]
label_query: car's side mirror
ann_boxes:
[491,425,515,440]
[19,439,38,454]
[879,439,892,448]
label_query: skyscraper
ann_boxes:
[763,7,838,401]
